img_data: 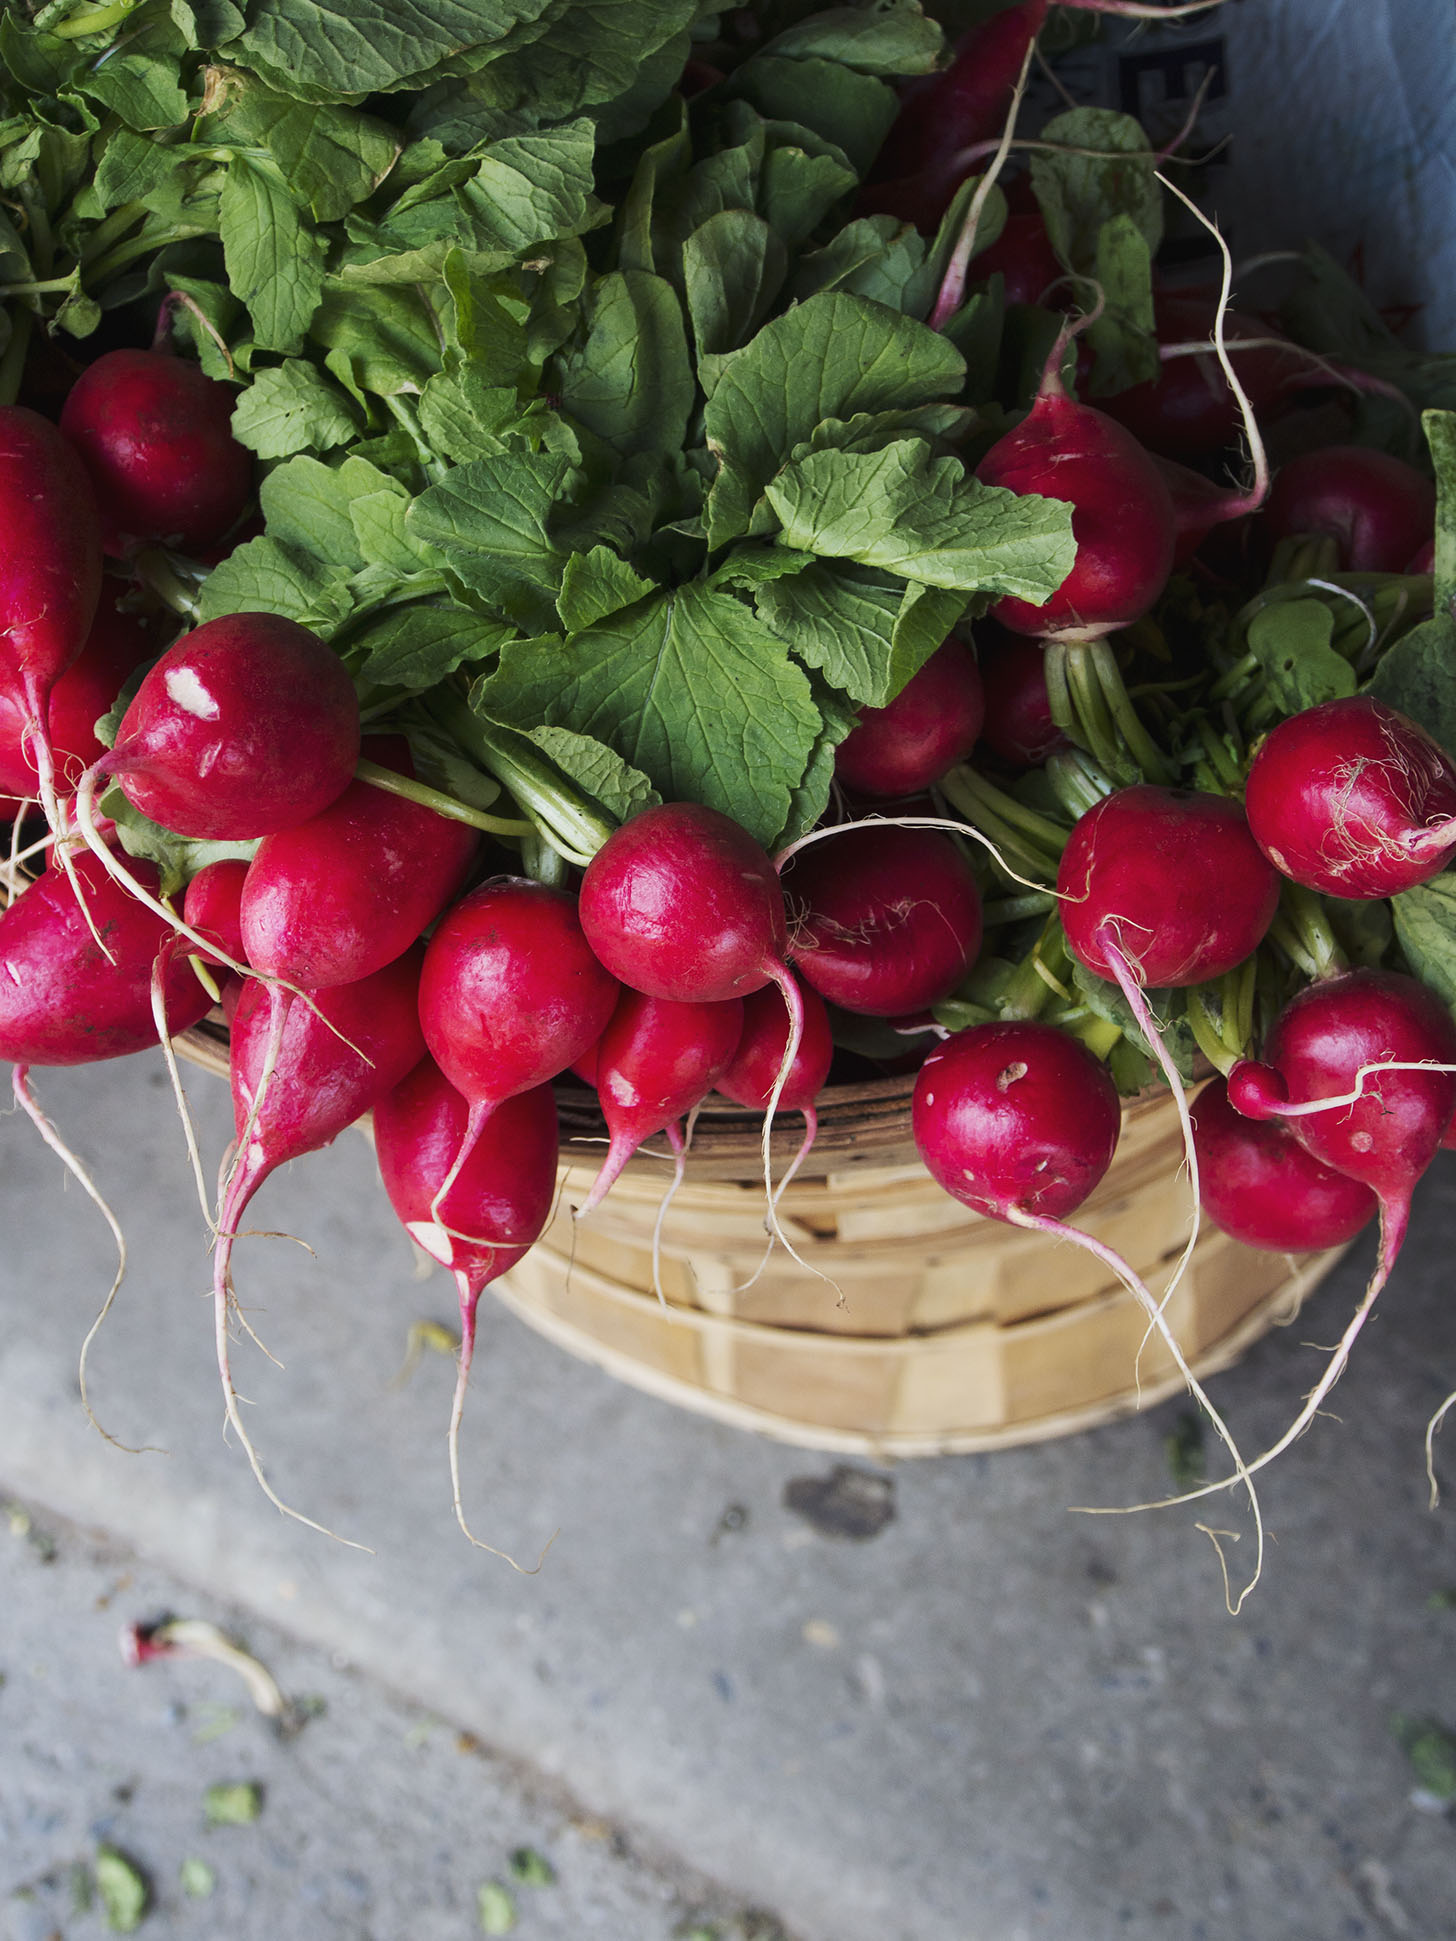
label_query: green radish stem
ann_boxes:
[354,757,535,840]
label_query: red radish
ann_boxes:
[1152,454,1260,567]
[0,847,212,1067]
[1101,294,1296,459]
[717,976,833,1118]
[785,823,983,1016]
[1203,971,1456,1500]
[1057,786,1280,991]
[240,738,478,988]
[913,1019,1120,1221]
[417,874,618,1225]
[578,801,808,1245]
[975,353,1177,642]
[181,858,250,969]
[578,988,745,1216]
[83,612,360,841]
[971,209,1064,307]
[914,1018,1261,1594]
[1406,536,1436,575]
[1189,1075,1377,1252]
[419,878,619,1113]
[1244,695,1456,900]
[976,631,1066,767]
[1262,446,1436,572]
[59,348,253,558]
[859,0,1050,229]
[833,638,985,798]
[716,975,834,1203]
[0,596,153,802]
[580,803,792,1004]
[1057,784,1280,1355]
[212,950,428,1536]
[0,406,104,846]
[1227,971,1456,1225]
[374,1055,559,1556]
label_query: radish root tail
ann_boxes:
[13,1064,161,1456]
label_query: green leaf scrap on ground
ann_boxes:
[477,1879,518,1933]
[1391,1713,1456,1799]
[95,1847,149,1933]
[179,1857,216,1899]
[204,1780,264,1826]
[509,1846,557,1886]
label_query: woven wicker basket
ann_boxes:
[181,1020,1345,1457]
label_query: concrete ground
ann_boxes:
[3,1051,1456,1941]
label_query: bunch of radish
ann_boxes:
[1,0,1453,1598]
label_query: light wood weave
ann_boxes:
[177,1020,1346,1456]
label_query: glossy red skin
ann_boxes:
[1262,446,1436,572]
[1406,536,1436,575]
[109,611,360,840]
[1245,695,1456,900]
[226,948,427,1200]
[374,1057,558,1295]
[0,849,211,1065]
[579,802,789,1003]
[1190,1075,1376,1252]
[0,405,103,720]
[912,1019,1121,1220]
[859,0,1049,230]
[596,988,744,1157]
[240,739,478,987]
[976,630,1066,768]
[785,825,982,1017]
[418,876,620,1110]
[976,391,1176,641]
[1227,969,1456,1206]
[716,976,833,1113]
[1101,295,1296,459]
[834,638,985,798]
[181,857,249,968]
[973,211,1064,307]
[59,349,253,558]
[1058,786,1280,988]
[0,596,153,799]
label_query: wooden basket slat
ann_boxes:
[173,1021,1345,1455]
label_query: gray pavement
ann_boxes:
[3,1051,1456,1941]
